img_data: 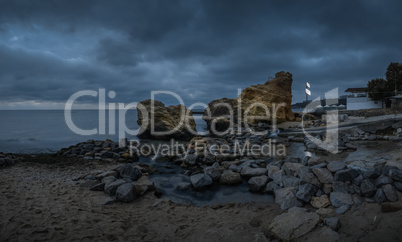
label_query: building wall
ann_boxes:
[346,97,382,110]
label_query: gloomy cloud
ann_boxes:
[0,0,401,109]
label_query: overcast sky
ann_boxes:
[0,0,401,109]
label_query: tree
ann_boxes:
[367,78,390,101]
[367,62,402,101]
[385,62,402,95]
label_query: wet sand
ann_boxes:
[1,156,402,241]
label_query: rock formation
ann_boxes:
[203,71,294,133]
[137,99,196,140]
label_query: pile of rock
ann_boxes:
[176,158,269,191]
[304,132,358,153]
[303,119,326,128]
[81,163,156,203]
[346,127,402,142]
[173,153,402,214]
[58,139,138,162]
[0,153,25,168]
[267,157,402,213]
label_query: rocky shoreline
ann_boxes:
[2,127,402,240]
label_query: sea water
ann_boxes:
[0,110,207,153]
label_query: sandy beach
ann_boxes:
[1,158,402,242]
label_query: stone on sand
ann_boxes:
[118,164,142,181]
[268,207,320,241]
[115,183,136,203]
[382,184,398,202]
[105,179,127,196]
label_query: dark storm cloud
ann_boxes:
[0,0,401,109]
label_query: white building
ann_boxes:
[345,88,382,110]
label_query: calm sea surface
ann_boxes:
[0,110,207,154]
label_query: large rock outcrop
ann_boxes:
[203,71,294,133]
[137,100,196,140]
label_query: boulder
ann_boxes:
[203,71,294,134]
[118,164,142,181]
[330,192,353,208]
[229,164,241,173]
[300,171,322,188]
[322,184,333,194]
[268,207,320,241]
[285,156,300,163]
[115,183,136,203]
[296,183,318,203]
[352,174,364,186]
[374,188,387,204]
[190,173,213,189]
[101,176,117,185]
[282,163,305,177]
[248,175,269,192]
[394,182,402,192]
[240,166,267,177]
[137,99,196,140]
[382,184,398,202]
[95,170,118,180]
[282,176,300,188]
[133,176,155,195]
[219,170,243,185]
[334,169,359,182]
[275,187,303,210]
[311,195,331,208]
[389,168,402,182]
[183,153,198,166]
[267,165,280,179]
[382,165,398,176]
[308,157,326,166]
[362,162,385,179]
[105,179,127,196]
[360,179,376,197]
[375,175,393,187]
[332,181,352,194]
[204,167,221,181]
[272,170,286,186]
[327,161,346,173]
[265,181,280,194]
[312,168,333,184]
